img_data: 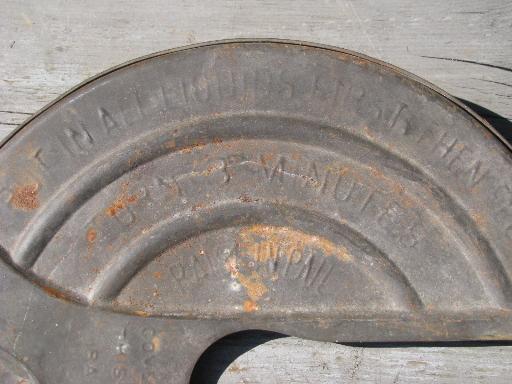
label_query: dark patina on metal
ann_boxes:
[0,40,511,383]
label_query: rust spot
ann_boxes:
[362,126,375,139]
[114,354,128,362]
[482,129,493,139]
[86,228,97,243]
[228,363,247,373]
[191,203,206,212]
[225,256,239,275]
[368,166,416,208]
[238,225,352,263]
[260,153,275,164]
[153,271,163,279]
[326,164,350,177]
[152,336,161,352]
[127,149,145,167]
[126,195,138,203]
[205,164,217,176]
[105,193,139,217]
[179,140,207,154]
[165,139,176,149]
[41,285,69,300]
[10,183,40,211]
[338,166,350,176]
[225,257,268,302]
[369,167,384,179]
[237,271,268,301]
[471,212,487,226]
[239,193,253,203]
[243,300,259,313]
[134,310,150,317]
[390,182,404,195]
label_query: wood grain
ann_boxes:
[1,1,511,382]
[192,332,512,384]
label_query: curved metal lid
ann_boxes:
[1,40,511,383]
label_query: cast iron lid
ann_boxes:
[0,40,511,383]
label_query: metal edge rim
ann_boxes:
[2,38,510,152]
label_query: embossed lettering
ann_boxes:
[112,364,128,383]
[168,250,215,285]
[303,162,321,188]
[183,76,211,103]
[495,184,512,210]
[446,144,471,169]
[464,159,489,188]
[160,80,187,108]
[149,176,182,202]
[113,205,136,225]
[333,176,357,202]
[98,107,120,134]
[314,263,334,294]
[277,70,294,99]
[0,187,11,203]
[506,224,512,241]
[359,189,378,213]
[261,155,285,182]
[84,350,98,376]
[434,131,458,158]
[169,261,185,282]
[377,200,423,247]
[388,102,412,135]
[116,328,129,355]
[295,251,314,281]
[63,123,94,155]
[30,147,49,170]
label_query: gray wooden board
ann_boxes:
[1,0,511,382]
[194,333,512,384]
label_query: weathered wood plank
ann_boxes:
[194,334,512,384]
[1,1,511,382]
[1,0,511,128]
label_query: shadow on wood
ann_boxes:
[191,332,512,384]
[190,330,286,384]
[458,98,512,144]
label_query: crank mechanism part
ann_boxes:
[0,40,511,383]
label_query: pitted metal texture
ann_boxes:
[0,40,511,383]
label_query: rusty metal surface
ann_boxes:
[0,39,511,383]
